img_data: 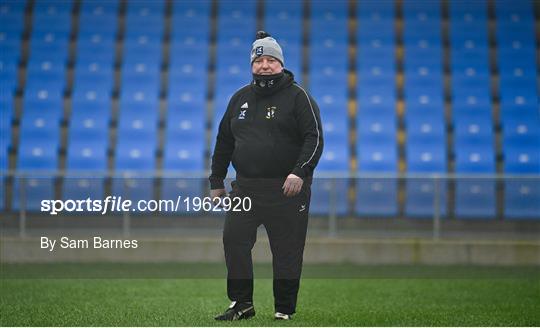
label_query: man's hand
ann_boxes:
[210,188,227,204]
[282,174,303,197]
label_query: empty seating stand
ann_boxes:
[1,0,538,221]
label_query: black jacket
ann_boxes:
[209,70,324,190]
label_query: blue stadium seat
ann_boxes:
[404,88,444,117]
[20,111,61,141]
[168,60,208,100]
[405,177,447,218]
[318,137,349,172]
[504,179,540,219]
[117,111,158,142]
[454,117,493,142]
[358,64,396,88]
[120,61,161,92]
[310,176,349,216]
[403,0,441,20]
[169,35,209,68]
[78,12,118,35]
[125,1,165,35]
[406,114,445,142]
[0,0,27,15]
[311,0,348,19]
[452,94,492,119]
[76,33,116,63]
[26,57,66,86]
[29,30,70,61]
[404,38,443,67]
[356,178,398,217]
[119,87,160,112]
[167,86,206,117]
[22,85,64,120]
[12,175,56,211]
[34,0,73,13]
[405,144,447,174]
[449,0,487,25]
[32,1,73,32]
[122,34,163,64]
[497,39,536,67]
[322,115,348,141]
[311,87,348,118]
[310,40,348,66]
[357,115,397,144]
[162,140,205,172]
[170,1,210,42]
[1,57,19,94]
[217,0,257,40]
[502,117,540,150]
[71,87,112,117]
[80,0,119,16]
[451,65,490,88]
[160,177,205,213]
[358,37,396,63]
[454,144,495,173]
[112,176,155,206]
[13,140,58,210]
[495,0,534,22]
[66,138,107,171]
[404,64,443,89]
[69,108,109,144]
[357,141,398,173]
[357,0,394,19]
[504,148,540,174]
[454,179,496,219]
[311,19,348,44]
[403,15,441,41]
[499,94,538,122]
[16,137,59,170]
[498,57,537,93]
[165,108,205,140]
[172,0,211,18]
[310,64,348,87]
[73,61,114,92]
[62,174,106,204]
[114,142,156,168]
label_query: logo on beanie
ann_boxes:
[255,46,263,56]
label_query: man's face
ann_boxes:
[252,56,283,75]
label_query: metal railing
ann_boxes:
[1,171,539,240]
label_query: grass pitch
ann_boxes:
[1,264,539,326]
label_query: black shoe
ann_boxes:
[214,301,255,321]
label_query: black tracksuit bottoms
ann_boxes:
[223,181,310,315]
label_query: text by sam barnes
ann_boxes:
[41,236,138,251]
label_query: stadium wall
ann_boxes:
[2,237,539,265]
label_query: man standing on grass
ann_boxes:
[210,31,323,321]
